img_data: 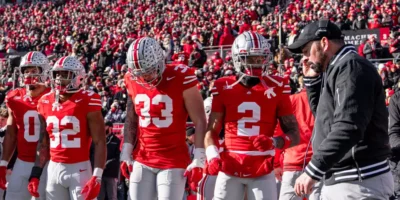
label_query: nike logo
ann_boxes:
[243,174,252,177]
[75,99,83,103]
[166,77,175,81]
[79,169,87,172]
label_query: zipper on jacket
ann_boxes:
[352,146,362,182]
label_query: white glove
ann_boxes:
[186,148,205,171]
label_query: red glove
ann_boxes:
[252,135,274,151]
[120,162,133,180]
[207,158,222,175]
[184,167,203,192]
[81,177,101,200]
[28,178,40,197]
[0,166,7,190]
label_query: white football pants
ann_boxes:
[6,158,47,200]
[213,171,277,200]
[129,161,186,200]
[45,160,93,200]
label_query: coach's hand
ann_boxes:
[294,172,317,196]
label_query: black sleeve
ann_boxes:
[303,75,322,116]
[389,93,400,154]
[305,59,377,180]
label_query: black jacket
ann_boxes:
[389,90,400,160]
[303,45,391,185]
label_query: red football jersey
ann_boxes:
[124,64,198,169]
[37,90,102,164]
[210,75,292,178]
[5,88,51,162]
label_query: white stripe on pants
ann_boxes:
[197,174,217,200]
[213,171,277,200]
[129,161,186,200]
[6,158,47,200]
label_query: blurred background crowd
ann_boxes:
[0,0,398,199]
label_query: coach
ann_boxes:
[287,19,394,199]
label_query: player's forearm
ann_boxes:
[277,115,300,147]
[34,115,50,168]
[34,140,50,168]
[1,128,16,162]
[204,131,216,148]
[123,97,138,146]
[93,140,107,170]
[193,120,206,148]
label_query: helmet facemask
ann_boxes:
[19,65,47,90]
[50,69,82,94]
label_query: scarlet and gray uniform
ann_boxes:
[124,64,198,200]
[5,88,50,200]
[211,75,292,200]
[37,90,102,200]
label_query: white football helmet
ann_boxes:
[126,37,165,88]
[50,56,86,93]
[19,51,50,86]
[231,31,272,77]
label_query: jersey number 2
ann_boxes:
[135,94,173,128]
[237,102,260,137]
[47,116,80,148]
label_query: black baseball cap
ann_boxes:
[287,20,344,54]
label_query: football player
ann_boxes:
[120,37,207,200]
[27,56,106,200]
[197,95,224,200]
[204,31,300,200]
[0,51,51,200]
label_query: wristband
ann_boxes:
[29,166,43,181]
[0,160,8,167]
[206,145,220,162]
[93,168,103,178]
[193,148,205,167]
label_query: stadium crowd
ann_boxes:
[0,0,399,200]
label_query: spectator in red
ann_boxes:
[219,27,235,46]
[239,15,252,34]
[171,50,190,66]
[370,15,382,29]
[182,37,195,56]
[212,52,224,68]
[358,38,367,57]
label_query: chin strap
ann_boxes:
[52,89,62,111]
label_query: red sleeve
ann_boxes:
[277,91,293,117]
[86,92,102,113]
[5,89,17,109]
[210,81,224,113]
[176,65,198,90]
